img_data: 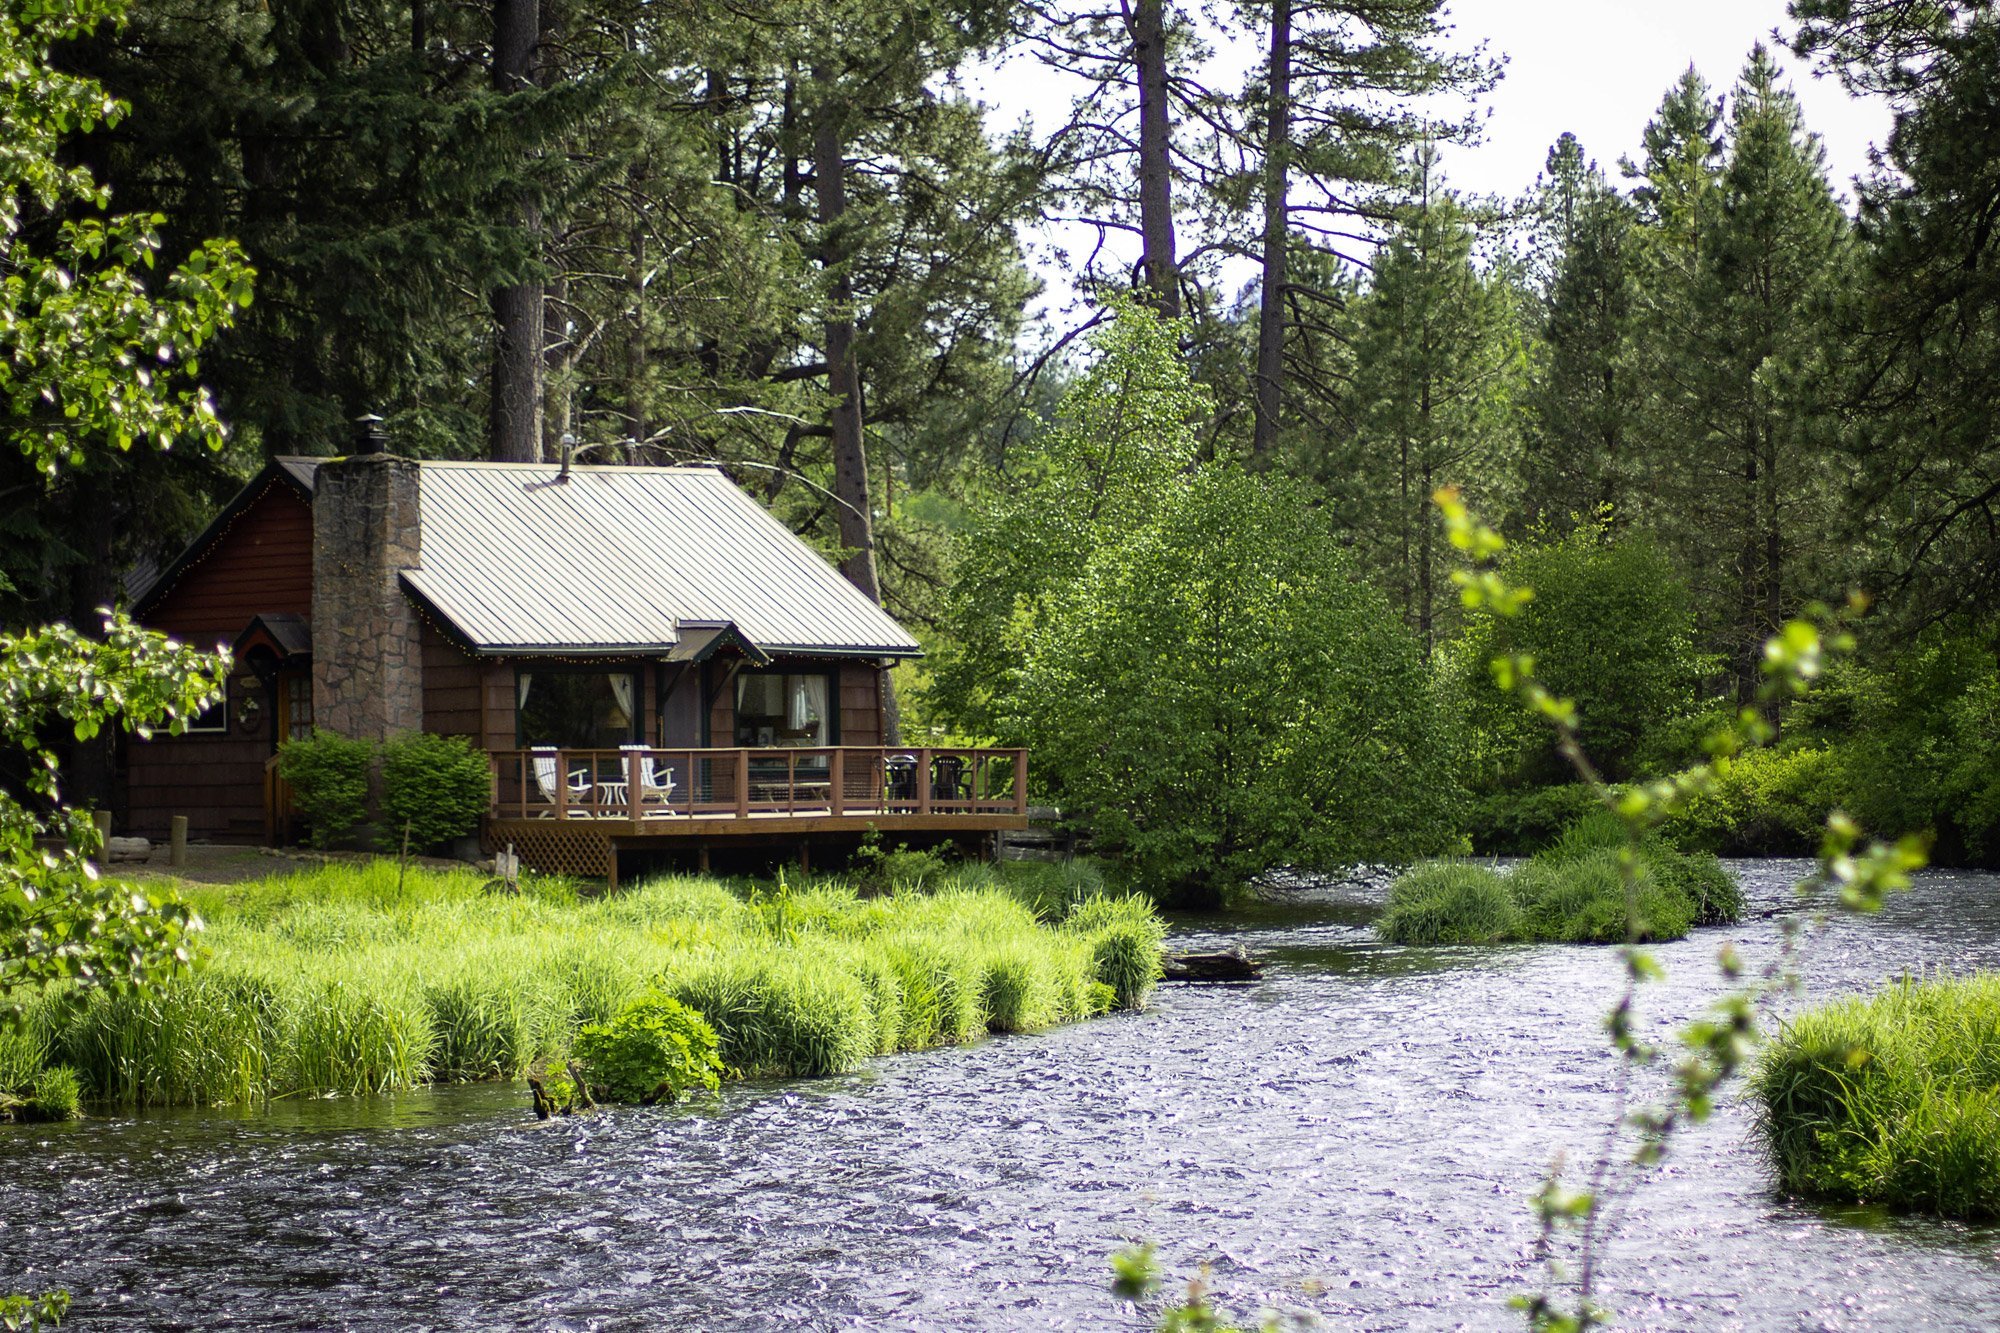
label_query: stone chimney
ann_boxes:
[311,452,423,745]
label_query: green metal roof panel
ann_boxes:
[275,458,919,657]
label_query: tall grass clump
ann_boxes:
[1753,972,2000,1221]
[55,860,1157,1107]
[1376,812,1743,948]
[1507,850,1694,944]
[1544,809,1742,927]
[1065,894,1164,1011]
[1376,862,1518,945]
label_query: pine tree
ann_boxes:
[1236,0,1495,461]
[1789,0,2000,626]
[1521,133,1638,529]
[1630,49,1851,702]
[1338,163,1524,654]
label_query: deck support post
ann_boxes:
[734,748,749,817]
[917,747,932,816]
[829,749,845,817]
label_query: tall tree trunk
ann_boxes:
[625,210,648,452]
[488,0,544,463]
[811,73,899,743]
[1250,0,1290,461]
[1737,435,1761,707]
[1418,459,1435,659]
[1129,0,1180,317]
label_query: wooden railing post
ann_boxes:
[1014,749,1028,816]
[829,748,845,817]
[488,753,500,818]
[917,747,932,816]
[555,750,569,820]
[628,748,643,822]
[734,748,749,817]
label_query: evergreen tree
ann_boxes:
[1520,133,1638,530]
[1789,0,2000,627]
[1335,164,1524,655]
[1633,49,1851,702]
[1236,0,1495,461]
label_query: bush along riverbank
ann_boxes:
[1753,971,2000,1221]
[1376,812,1741,946]
[0,859,1164,1111]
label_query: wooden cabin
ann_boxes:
[123,451,1025,882]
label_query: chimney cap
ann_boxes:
[354,413,388,455]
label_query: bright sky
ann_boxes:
[968,0,1895,323]
[1436,0,1891,204]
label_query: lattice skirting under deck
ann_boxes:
[484,821,615,881]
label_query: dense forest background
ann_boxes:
[8,0,1998,891]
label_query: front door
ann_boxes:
[265,669,313,842]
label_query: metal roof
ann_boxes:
[275,458,918,658]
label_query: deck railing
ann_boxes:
[488,745,1029,822]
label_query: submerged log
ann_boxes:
[1161,947,1264,982]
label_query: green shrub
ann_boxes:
[381,732,491,852]
[277,730,373,849]
[1376,862,1518,945]
[1754,972,2000,1221]
[850,834,954,895]
[572,992,725,1104]
[1452,525,1706,786]
[1658,745,1846,855]
[1508,849,1694,944]
[1464,784,1602,855]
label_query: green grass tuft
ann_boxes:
[1376,862,1518,945]
[1753,971,2000,1221]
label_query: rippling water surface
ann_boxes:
[6,862,2000,1330]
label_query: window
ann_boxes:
[284,673,313,742]
[734,671,834,748]
[515,669,638,749]
[183,678,228,734]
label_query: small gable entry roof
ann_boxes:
[141,458,920,660]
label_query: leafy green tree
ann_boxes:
[1015,465,1465,906]
[0,0,246,1027]
[1450,520,1705,788]
[929,300,1208,737]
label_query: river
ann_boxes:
[4,861,1999,1330]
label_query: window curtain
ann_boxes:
[607,673,636,731]
[517,671,534,710]
[789,675,827,735]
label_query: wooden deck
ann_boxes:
[484,745,1029,882]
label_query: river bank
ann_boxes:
[5,861,1999,1329]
